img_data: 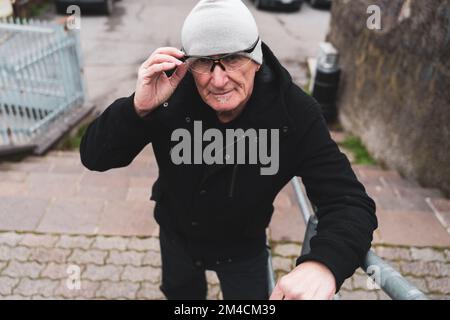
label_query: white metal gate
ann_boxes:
[0,17,85,149]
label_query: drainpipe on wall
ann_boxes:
[311,42,341,124]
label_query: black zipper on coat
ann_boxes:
[228,164,239,198]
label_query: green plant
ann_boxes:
[339,135,377,165]
[59,122,89,150]
[28,0,51,18]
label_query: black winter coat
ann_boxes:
[80,42,378,291]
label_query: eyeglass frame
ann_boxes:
[179,37,260,73]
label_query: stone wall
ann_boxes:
[327,0,450,196]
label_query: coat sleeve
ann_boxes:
[294,104,378,292]
[79,93,156,172]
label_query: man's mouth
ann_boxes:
[210,89,234,102]
[211,89,233,96]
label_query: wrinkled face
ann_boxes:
[191,57,261,123]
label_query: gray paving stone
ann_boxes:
[55,279,100,299]
[127,237,160,252]
[375,289,392,300]
[83,265,123,281]
[401,261,449,278]
[28,248,71,264]
[121,265,160,283]
[56,235,94,250]
[404,276,428,293]
[2,261,44,279]
[0,246,31,262]
[14,278,59,297]
[375,246,412,261]
[273,243,302,258]
[54,279,100,299]
[41,263,79,280]
[271,256,293,272]
[426,277,450,294]
[410,247,446,262]
[20,234,59,248]
[136,282,165,300]
[428,294,450,300]
[340,279,353,291]
[339,289,378,300]
[96,281,139,299]
[141,251,161,267]
[31,295,64,300]
[0,277,19,295]
[0,232,24,246]
[68,249,107,265]
[354,268,366,276]
[351,274,373,290]
[93,236,129,251]
[0,295,32,300]
[106,250,144,266]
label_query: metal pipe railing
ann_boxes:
[363,250,429,300]
[267,177,430,300]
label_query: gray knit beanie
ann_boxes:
[181,0,263,65]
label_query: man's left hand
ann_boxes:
[269,261,336,300]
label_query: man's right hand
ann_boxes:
[133,47,188,117]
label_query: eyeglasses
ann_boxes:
[180,37,260,74]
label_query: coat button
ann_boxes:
[191,221,199,227]
[163,102,169,107]
[199,190,207,195]
[185,116,191,123]
[282,126,289,133]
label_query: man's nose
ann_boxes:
[210,64,228,87]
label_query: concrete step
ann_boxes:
[426,197,450,231]
[375,208,450,247]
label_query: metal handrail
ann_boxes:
[267,177,430,300]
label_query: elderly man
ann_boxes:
[80,0,377,300]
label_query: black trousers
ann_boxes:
[159,227,270,300]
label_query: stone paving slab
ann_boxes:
[376,209,450,247]
[0,231,448,300]
[2,145,450,248]
[0,135,450,299]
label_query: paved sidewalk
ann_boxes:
[0,133,449,300]
[0,231,448,300]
